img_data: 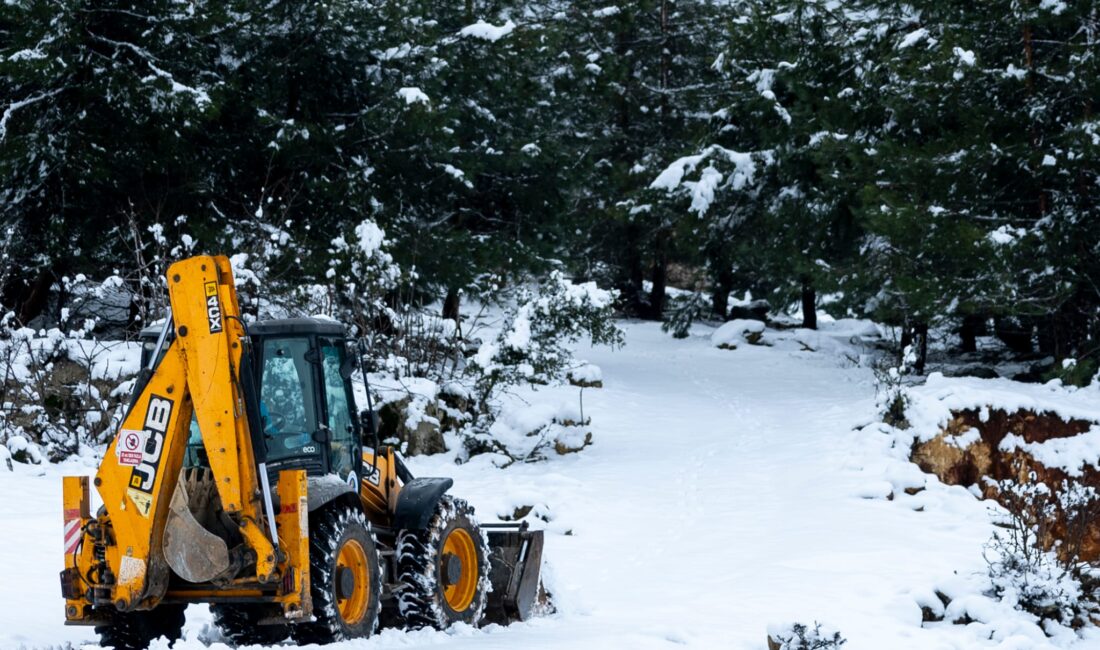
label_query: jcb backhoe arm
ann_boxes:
[61,255,309,623]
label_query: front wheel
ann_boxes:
[291,503,382,644]
[396,496,490,629]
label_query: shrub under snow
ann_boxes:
[766,621,846,649]
[985,476,1100,631]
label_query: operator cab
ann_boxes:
[138,317,363,485]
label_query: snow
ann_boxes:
[1040,0,1068,14]
[954,47,977,66]
[397,87,430,106]
[1000,426,1100,477]
[355,219,385,257]
[898,28,929,49]
[459,20,516,42]
[902,373,1100,444]
[650,145,767,216]
[3,322,1099,648]
[989,225,1027,246]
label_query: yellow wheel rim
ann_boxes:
[441,528,478,612]
[335,538,370,625]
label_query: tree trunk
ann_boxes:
[994,317,1033,354]
[442,287,461,337]
[914,321,929,375]
[645,229,669,321]
[16,267,54,326]
[712,266,733,319]
[800,277,817,330]
[1039,301,1088,360]
[442,288,460,322]
[959,314,984,353]
[618,224,646,316]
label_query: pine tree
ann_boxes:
[653,0,885,325]
[858,0,1100,363]
[0,0,222,323]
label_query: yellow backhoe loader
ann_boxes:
[60,255,545,648]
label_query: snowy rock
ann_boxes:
[711,319,766,349]
[910,587,947,621]
[378,395,445,456]
[567,363,603,388]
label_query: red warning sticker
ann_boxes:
[116,429,147,466]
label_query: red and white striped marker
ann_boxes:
[63,514,82,555]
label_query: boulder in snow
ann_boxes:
[568,363,603,388]
[712,319,766,349]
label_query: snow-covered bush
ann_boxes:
[324,219,402,330]
[0,311,138,462]
[766,621,846,650]
[873,345,916,429]
[225,217,401,326]
[462,398,593,465]
[985,475,1100,630]
[467,271,623,411]
[442,272,622,460]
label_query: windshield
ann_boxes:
[259,337,321,462]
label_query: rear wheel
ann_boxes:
[396,496,490,629]
[211,603,289,646]
[95,604,185,650]
[292,503,382,644]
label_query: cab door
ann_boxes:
[319,338,361,485]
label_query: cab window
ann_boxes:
[320,339,356,479]
[259,337,320,462]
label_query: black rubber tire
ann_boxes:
[95,604,186,650]
[396,496,490,629]
[291,503,382,644]
[211,603,289,646]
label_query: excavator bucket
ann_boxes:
[162,468,230,583]
[482,522,549,624]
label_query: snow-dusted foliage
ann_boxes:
[985,476,1100,630]
[0,310,139,462]
[873,344,918,429]
[467,272,623,409]
[650,145,771,217]
[767,621,846,650]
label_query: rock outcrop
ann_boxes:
[912,408,1100,560]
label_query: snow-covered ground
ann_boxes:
[2,320,1095,649]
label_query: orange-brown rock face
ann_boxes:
[911,408,1100,561]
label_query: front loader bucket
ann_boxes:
[482,522,550,624]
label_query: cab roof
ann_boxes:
[139,317,345,340]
